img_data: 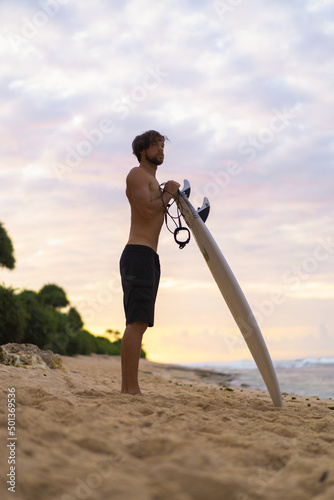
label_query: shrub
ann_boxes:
[95,336,121,355]
[17,290,57,348]
[67,307,84,330]
[42,309,78,355]
[1,283,147,359]
[0,285,26,343]
[78,330,98,356]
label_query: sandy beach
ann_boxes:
[1,354,334,500]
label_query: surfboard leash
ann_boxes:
[159,183,191,249]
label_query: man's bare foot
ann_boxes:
[121,389,143,396]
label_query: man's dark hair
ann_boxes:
[132,130,169,162]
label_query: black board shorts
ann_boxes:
[120,245,161,327]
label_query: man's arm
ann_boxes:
[127,169,179,219]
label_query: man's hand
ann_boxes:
[163,180,180,197]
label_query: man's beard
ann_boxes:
[145,152,164,165]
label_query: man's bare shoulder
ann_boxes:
[126,167,152,188]
[127,166,146,182]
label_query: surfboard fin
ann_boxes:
[180,179,191,198]
[198,197,210,223]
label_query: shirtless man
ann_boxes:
[120,130,180,395]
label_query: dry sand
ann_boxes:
[1,354,334,500]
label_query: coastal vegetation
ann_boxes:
[0,221,146,358]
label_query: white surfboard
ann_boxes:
[176,180,283,407]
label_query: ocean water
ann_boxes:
[182,358,334,399]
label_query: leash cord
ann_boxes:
[159,184,191,249]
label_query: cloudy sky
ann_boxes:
[1,0,334,364]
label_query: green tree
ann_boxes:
[1,280,147,358]
[0,285,26,344]
[43,309,75,355]
[37,284,69,309]
[106,329,121,341]
[17,289,57,348]
[68,307,84,330]
[0,222,15,270]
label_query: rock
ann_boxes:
[0,343,63,370]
